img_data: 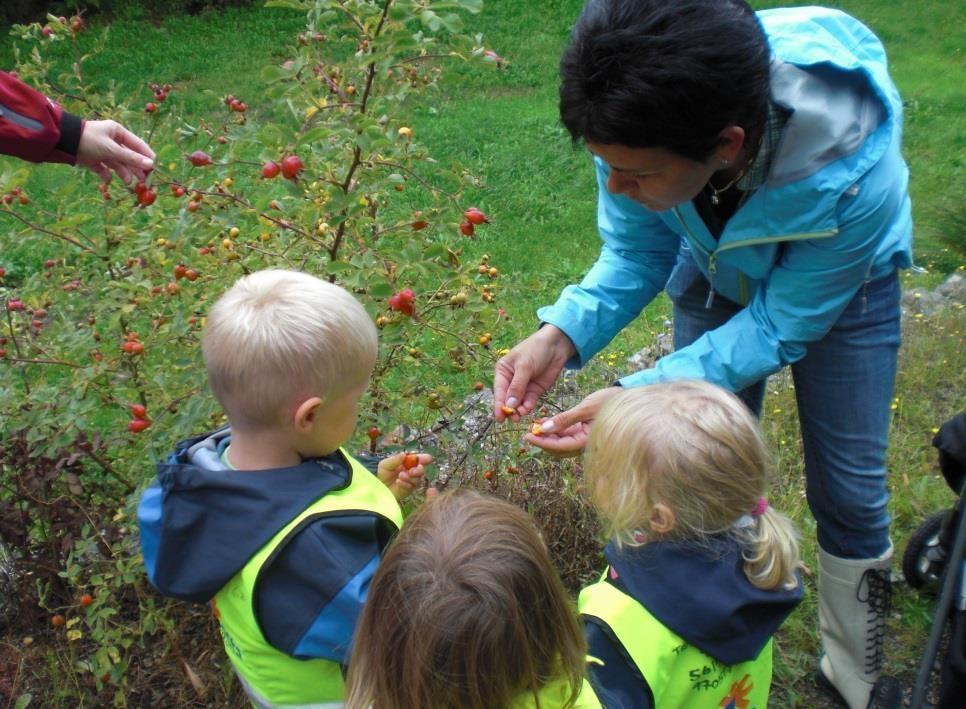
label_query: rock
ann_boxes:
[902,273,965,317]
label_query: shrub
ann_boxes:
[0,0,517,699]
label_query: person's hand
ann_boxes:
[525,385,624,455]
[494,324,576,422]
[75,119,155,185]
[377,452,432,501]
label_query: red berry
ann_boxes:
[184,269,199,282]
[403,454,419,469]
[44,259,56,268]
[411,219,429,231]
[262,161,280,179]
[367,426,381,440]
[388,288,415,316]
[187,200,200,213]
[171,185,185,197]
[0,268,5,278]
[145,102,157,113]
[483,470,494,481]
[18,194,29,205]
[188,150,212,167]
[51,614,65,627]
[173,264,187,280]
[459,219,475,237]
[138,188,157,207]
[79,593,93,607]
[33,308,47,319]
[464,207,488,225]
[128,418,151,433]
[131,404,147,419]
[280,155,304,180]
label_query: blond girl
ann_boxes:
[579,380,803,708]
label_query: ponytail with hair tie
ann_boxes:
[739,497,801,591]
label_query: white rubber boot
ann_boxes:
[817,543,893,709]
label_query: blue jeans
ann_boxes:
[667,250,900,559]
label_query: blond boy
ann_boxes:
[138,269,427,707]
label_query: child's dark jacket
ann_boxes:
[585,536,803,709]
[137,427,396,662]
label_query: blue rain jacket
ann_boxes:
[537,7,913,391]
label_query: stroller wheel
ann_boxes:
[902,509,951,592]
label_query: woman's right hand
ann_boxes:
[493,324,576,421]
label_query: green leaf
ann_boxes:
[14,693,33,708]
[439,13,464,33]
[260,65,289,83]
[265,0,307,9]
[367,280,393,298]
[420,10,442,32]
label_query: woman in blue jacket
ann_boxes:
[493,2,912,707]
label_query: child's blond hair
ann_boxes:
[344,490,587,709]
[585,380,800,591]
[202,269,377,428]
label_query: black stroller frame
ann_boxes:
[905,414,966,709]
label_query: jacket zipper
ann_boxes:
[0,103,44,132]
[671,207,838,308]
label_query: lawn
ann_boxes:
[1,0,964,705]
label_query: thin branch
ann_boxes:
[369,159,459,201]
[4,357,82,368]
[392,53,457,67]
[334,0,367,34]
[0,209,95,252]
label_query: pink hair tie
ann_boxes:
[751,497,769,517]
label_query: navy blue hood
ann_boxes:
[137,427,354,604]
[606,535,803,665]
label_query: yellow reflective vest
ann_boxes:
[213,451,403,707]
[579,577,772,708]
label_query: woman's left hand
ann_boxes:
[524,386,624,456]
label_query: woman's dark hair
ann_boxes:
[344,490,587,709]
[560,0,771,160]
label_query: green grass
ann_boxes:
[1,0,964,704]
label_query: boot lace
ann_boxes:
[856,568,891,674]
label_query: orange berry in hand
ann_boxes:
[500,405,516,416]
[531,423,543,436]
[403,454,419,469]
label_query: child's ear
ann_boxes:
[293,396,324,433]
[648,503,676,535]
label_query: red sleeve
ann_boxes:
[0,71,82,165]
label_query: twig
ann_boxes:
[368,159,459,201]
[4,357,82,368]
[0,209,95,252]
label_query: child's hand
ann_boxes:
[378,452,433,501]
